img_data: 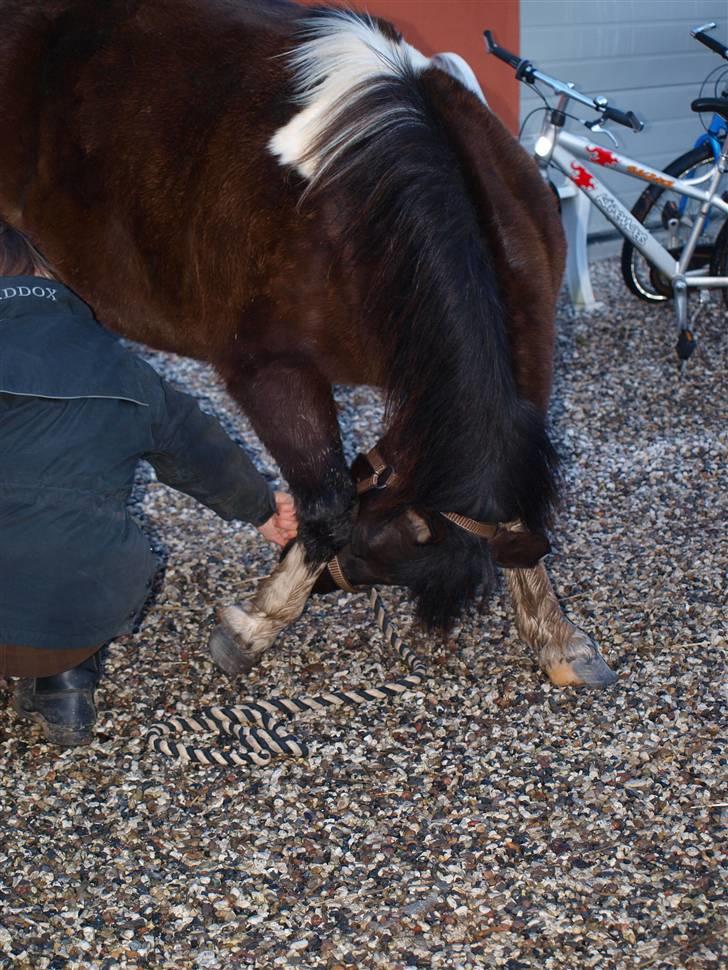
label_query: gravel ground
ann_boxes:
[1,258,725,969]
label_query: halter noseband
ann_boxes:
[327,446,502,592]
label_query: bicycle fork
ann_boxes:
[672,277,697,370]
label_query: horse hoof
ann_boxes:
[544,633,617,689]
[571,650,618,688]
[208,618,260,677]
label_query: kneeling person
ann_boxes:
[0,221,297,746]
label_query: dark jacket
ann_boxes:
[0,277,275,650]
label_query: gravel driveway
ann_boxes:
[1,259,725,969]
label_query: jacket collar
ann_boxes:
[0,276,94,321]
[0,275,150,406]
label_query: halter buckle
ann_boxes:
[370,464,394,489]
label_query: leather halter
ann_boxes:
[327,446,502,592]
[439,511,499,540]
[354,446,397,495]
[356,447,501,538]
[327,553,357,594]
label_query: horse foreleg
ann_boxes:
[227,357,356,562]
[210,543,324,674]
[209,357,354,675]
[506,562,617,688]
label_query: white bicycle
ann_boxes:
[485,26,728,366]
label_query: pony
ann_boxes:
[0,0,616,687]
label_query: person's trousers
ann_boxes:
[0,643,101,678]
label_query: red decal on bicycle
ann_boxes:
[587,145,618,167]
[570,163,596,190]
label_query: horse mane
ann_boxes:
[273,9,558,529]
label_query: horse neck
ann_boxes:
[334,150,556,528]
[321,117,525,515]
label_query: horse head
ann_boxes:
[313,447,551,630]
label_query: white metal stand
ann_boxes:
[558,181,599,310]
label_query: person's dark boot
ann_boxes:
[14,651,102,747]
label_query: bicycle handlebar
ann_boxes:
[601,105,643,130]
[483,29,644,131]
[483,30,528,74]
[691,22,728,60]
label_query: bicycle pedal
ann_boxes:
[676,328,698,361]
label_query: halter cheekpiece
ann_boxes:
[327,446,504,592]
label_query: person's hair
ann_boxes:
[0,220,55,278]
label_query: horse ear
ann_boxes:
[430,53,488,106]
[405,509,434,544]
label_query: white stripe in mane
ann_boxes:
[269,11,485,182]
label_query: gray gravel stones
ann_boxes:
[1,259,725,968]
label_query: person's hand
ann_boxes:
[256,491,299,547]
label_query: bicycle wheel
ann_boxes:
[620,144,728,303]
[709,216,728,306]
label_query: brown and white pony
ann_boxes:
[0,0,615,687]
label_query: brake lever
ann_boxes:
[584,117,619,147]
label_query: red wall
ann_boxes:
[297,0,520,131]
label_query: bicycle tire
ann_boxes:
[620,144,728,303]
[709,215,728,307]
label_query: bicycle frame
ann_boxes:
[694,111,727,158]
[485,20,728,361]
[687,101,727,231]
[540,124,728,289]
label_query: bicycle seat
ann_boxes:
[691,97,728,122]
